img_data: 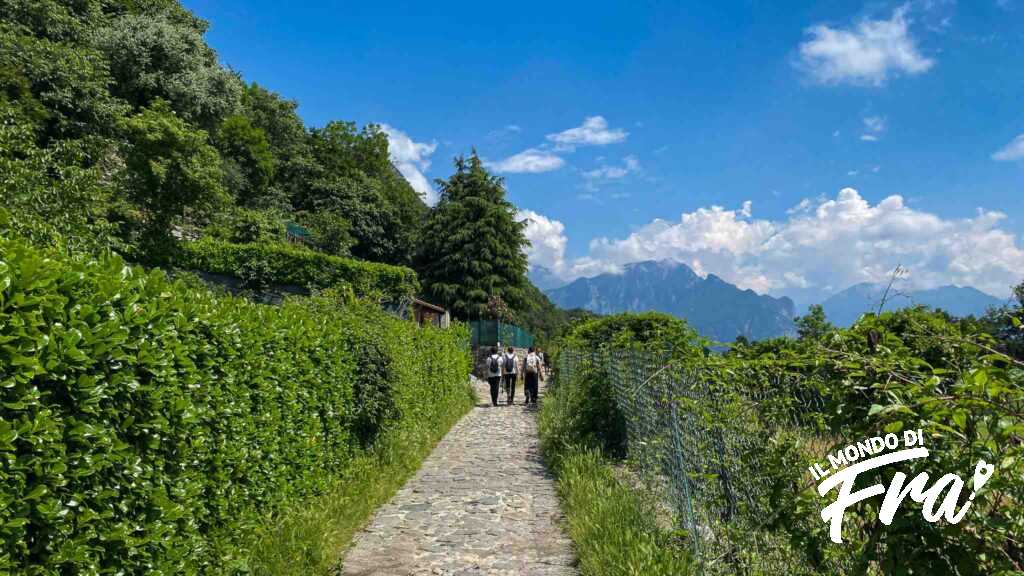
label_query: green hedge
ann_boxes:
[0,237,470,574]
[172,238,419,301]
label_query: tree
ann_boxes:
[414,153,528,319]
[0,113,113,252]
[120,100,227,233]
[240,82,314,208]
[96,12,242,129]
[302,121,424,264]
[795,304,833,340]
[214,114,275,206]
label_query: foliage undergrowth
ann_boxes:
[539,315,701,575]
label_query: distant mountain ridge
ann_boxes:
[527,265,567,291]
[544,260,796,341]
[820,283,1004,327]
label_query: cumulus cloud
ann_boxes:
[519,210,568,272]
[992,134,1024,161]
[487,148,565,173]
[546,116,628,149]
[537,189,1024,299]
[798,7,934,86]
[380,124,439,204]
[518,210,619,279]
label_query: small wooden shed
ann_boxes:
[411,298,450,328]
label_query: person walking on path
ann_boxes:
[485,346,503,407]
[502,347,518,405]
[524,347,543,407]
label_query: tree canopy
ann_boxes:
[415,153,529,319]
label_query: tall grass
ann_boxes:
[556,449,693,576]
[539,366,692,576]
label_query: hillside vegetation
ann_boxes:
[542,306,1024,575]
[0,2,504,573]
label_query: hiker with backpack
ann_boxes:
[524,347,543,407]
[502,347,518,405]
[485,346,503,407]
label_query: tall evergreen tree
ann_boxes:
[415,152,528,319]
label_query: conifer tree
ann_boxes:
[415,152,529,319]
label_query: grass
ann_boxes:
[247,392,474,575]
[538,371,692,576]
[554,448,693,576]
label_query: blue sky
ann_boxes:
[184,0,1024,306]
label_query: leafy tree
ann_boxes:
[302,121,425,264]
[414,153,528,319]
[307,121,391,181]
[794,304,833,340]
[304,173,397,262]
[240,82,315,207]
[0,112,113,251]
[95,12,242,128]
[0,22,128,143]
[296,210,354,257]
[214,114,275,206]
[120,100,227,233]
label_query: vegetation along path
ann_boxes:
[341,377,577,575]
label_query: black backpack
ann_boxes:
[504,355,515,372]
[488,355,500,372]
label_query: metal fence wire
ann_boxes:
[555,347,847,576]
[469,319,534,348]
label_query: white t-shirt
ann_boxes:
[503,352,518,374]
[525,353,541,374]
[487,354,503,378]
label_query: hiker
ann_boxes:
[502,347,518,405]
[524,347,543,406]
[485,346,503,406]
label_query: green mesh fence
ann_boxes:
[469,320,534,348]
[555,347,850,575]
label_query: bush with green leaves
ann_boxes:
[0,236,471,574]
[170,238,419,301]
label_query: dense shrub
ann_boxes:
[170,238,419,301]
[550,313,706,458]
[0,237,471,574]
[562,311,704,352]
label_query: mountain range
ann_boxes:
[542,260,796,341]
[536,261,1005,340]
[820,283,1005,327]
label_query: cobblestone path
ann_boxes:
[340,377,577,575]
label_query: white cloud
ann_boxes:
[546,116,628,149]
[518,210,620,279]
[486,124,522,141]
[487,148,565,173]
[582,155,641,180]
[380,124,439,204]
[543,188,1024,299]
[992,134,1024,161]
[519,210,568,272]
[798,6,934,86]
[861,115,887,141]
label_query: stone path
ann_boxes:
[340,377,577,576]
